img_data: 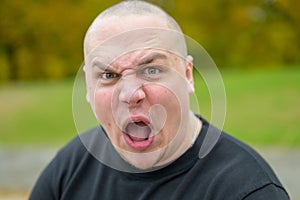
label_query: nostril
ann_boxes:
[133,89,145,105]
[118,83,146,105]
[136,99,142,104]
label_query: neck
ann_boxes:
[153,112,202,168]
[191,114,202,145]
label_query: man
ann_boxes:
[30,0,289,199]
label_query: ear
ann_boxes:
[185,55,194,94]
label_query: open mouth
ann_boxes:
[126,121,151,140]
[123,120,154,150]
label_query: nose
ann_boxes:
[118,76,146,107]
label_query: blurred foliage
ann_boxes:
[0,0,299,82]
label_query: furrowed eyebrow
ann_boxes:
[138,53,168,66]
[92,60,115,71]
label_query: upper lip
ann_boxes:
[122,114,151,134]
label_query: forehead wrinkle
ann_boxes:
[138,52,167,66]
[92,60,116,72]
[110,52,141,73]
[111,50,169,73]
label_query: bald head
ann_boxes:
[83,0,184,57]
[96,0,182,31]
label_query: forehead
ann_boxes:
[84,15,187,64]
[110,49,172,70]
[89,49,181,72]
[85,15,170,55]
[85,35,186,70]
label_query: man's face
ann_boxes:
[84,16,194,169]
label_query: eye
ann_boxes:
[144,67,160,75]
[97,72,120,85]
[101,72,119,80]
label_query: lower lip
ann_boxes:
[123,133,155,150]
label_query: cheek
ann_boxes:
[145,86,170,104]
[145,85,181,111]
[93,89,113,123]
[146,82,189,128]
[145,85,182,127]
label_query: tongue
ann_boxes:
[126,122,151,141]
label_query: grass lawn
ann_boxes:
[0,80,76,147]
[0,68,299,147]
[195,67,300,146]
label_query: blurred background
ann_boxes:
[0,0,299,199]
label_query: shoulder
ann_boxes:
[55,127,99,161]
[42,128,101,185]
[202,129,289,199]
[30,127,100,199]
[219,132,279,182]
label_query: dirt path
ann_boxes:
[0,147,56,200]
[0,146,299,199]
[256,147,300,200]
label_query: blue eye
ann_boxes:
[144,67,160,75]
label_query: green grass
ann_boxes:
[0,80,76,147]
[194,67,300,147]
[0,68,299,147]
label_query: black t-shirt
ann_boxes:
[30,116,289,200]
